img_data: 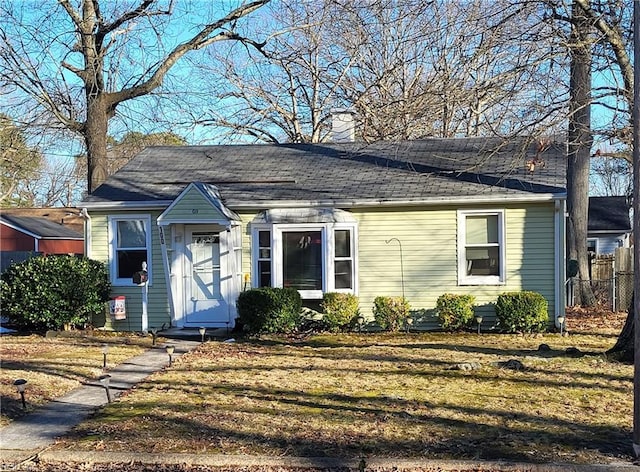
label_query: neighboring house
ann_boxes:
[0,208,84,271]
[80,137,567,332]
[587,196,631,255]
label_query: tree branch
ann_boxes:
[104,0,270,109]
[573,0,632,100]
[95,0,157,44]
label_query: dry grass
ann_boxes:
[0,330,153,426]
[55,326,632,465]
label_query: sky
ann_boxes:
[2,0,633,200]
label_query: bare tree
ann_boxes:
[340,1,568,142]
[541,0,634,353]
[0,0,270,193]
[21,159,83,207]
[189,0,354,143]
[0,114,44,207]
[191,0,568,144]
[566,0,597,306]
[590,152,631,196]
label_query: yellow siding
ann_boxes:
[351,203,556,325]
[90,202,557,331]
[88,210,170,331]
[163,187,226,221]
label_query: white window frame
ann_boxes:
[457,209,505,286]
[251,222,358,299]
[108,214,152,286]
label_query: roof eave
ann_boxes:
[80,193,566,213]
[80,192,567,211]
[226,193,567,210]
[80,200,174,211]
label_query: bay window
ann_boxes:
[252,222,357,298]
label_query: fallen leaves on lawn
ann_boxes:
[53,332,633,466]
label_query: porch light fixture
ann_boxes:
[475,315,483,335]
[405,316,413,333]
[199,327,206,343]
[150,327,158,346]
[101,344,109,369]
[166,345,175,367]
[13,379,27,409]
[98,374,112,403]
[557,315,566,336]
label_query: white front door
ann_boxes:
[185,229,229,326]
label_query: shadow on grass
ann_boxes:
[248,334,609,359]
[180,343,631,391]
[1,359,102,383]
[66,381,632,464]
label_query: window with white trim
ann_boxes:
[334,229,353,289]
[252,223,357,298]
[457,210,505,285]
[257,230,272,287]
[108,215,152,286]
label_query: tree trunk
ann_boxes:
[607,295,634,363]
[566,0,596,306]
[85,94,109,194]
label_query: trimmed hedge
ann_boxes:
[495,291,549,333]
[236,287,302,334]
[373,296,410,332]
[436,293,476,331]
[321,292,360,332]
[0,255,111,331]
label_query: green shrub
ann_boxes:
[436,293,476,331]
[495,291,549,333]
[236,287,302,334]
[0,255,111,331]
[373,296,410,332]
[321,292,360,332]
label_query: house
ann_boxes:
[0,208,84,272]
[587,196,631,255]
[80,137,567,332]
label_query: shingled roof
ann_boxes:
[83,137,566,209]
[0,214,83,239]
[588,196,631,232]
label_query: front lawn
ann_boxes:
[0,330,152,426]
[55,328,632,465]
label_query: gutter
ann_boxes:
[228,193,567,210]
[554,198,567,326]
[79,208,91,258]
[81,193,567,212]
[80,200,174,210]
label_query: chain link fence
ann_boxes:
[567,272,633,311]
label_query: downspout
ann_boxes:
[554,198,567,327]
[80,208,91,257]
